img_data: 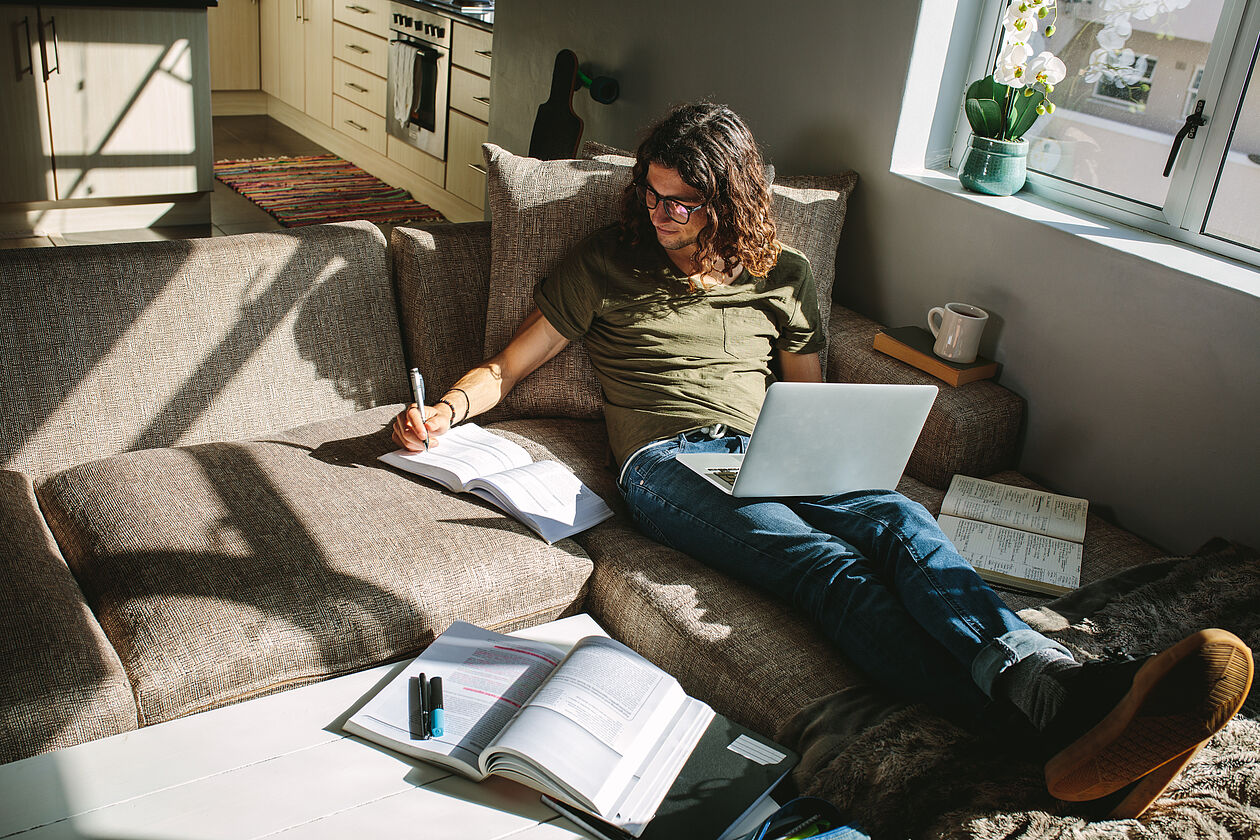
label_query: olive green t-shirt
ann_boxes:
[534,226,824,468]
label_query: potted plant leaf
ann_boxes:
[959,0,1066,195]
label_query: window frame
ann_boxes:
[947,0,1260,267]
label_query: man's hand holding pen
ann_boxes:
[392,368,457,452]
[391,402,454,452]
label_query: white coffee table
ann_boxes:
[0,617,604,840]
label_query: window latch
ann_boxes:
[1163,99,1207,177]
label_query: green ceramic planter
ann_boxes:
[958,136,1028,196]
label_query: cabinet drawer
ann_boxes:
[446,110,488,210]
[450,66,489,122]
[333,59,386,116]
[333,21,387,77]
[333,0,387,34]
[333,94,387,155]
[452,20,491,76]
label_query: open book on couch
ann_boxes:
[343,620,753,837]
[379,423,613,543]
[936,475,1087,596]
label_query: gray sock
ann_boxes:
[998,649,1080,731]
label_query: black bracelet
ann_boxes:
[450,388,471,423]
[437,399,460,425]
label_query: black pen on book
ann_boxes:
[408,367,428,451]
[409,674,429,740]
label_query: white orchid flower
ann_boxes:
[1003,4,1040,41]
[1028,51,1067,87]
[1085,48,1111,83]
[995,41,1034,87]
[1097,19,1132,51]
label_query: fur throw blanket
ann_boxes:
[776,541,1260,840]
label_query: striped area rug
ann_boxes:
[214,154,446,227]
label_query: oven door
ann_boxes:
[387,35,449,160]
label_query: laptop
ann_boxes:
[675,382,938,497]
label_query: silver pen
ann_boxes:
[408,367,428,450]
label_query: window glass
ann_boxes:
[1202,59,1260,251]
[1021,0,1227,208]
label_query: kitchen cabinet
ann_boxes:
[330,3,388,160]
[208,0,259,90]
[446,109,487,210]
[260,0,331,125]
[445,20,489,209]
[0,4,212,204]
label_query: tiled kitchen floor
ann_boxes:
[2,116,332,249]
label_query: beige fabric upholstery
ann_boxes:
[392,223,493,401]
[37,406,594,725]
[828,305,1027,488]
[0,222,407,477]
[482,144,632,420]
[0,470,137,764]
[770,174,858,334]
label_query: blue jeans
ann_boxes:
[617,430,1071,721]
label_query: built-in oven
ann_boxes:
[387,2,451,160]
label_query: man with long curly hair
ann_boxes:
[392,102,1251,819]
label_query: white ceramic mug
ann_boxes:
[927,302,988,363]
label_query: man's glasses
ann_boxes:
[637,183,705,224]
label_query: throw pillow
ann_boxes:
[483,143,633,419]
[770,173,858,334]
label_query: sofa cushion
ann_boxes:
[392,222,493,402]
[0,221,407,477]
[482,143,632,421]
[36,406,594,726]
[769,173,857,334]
[0,470,138,764]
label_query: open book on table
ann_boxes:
[379,423,614,544]
[936,475,1088,596]
[343,619,729,837]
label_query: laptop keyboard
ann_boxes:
[708,468,740,489]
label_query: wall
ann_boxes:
[487,0,1260,554]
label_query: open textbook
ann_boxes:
[342,620,718,837]
[936,475,1088,596]
[379,423,614,544]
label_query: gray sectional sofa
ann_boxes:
[5,144,1252,838]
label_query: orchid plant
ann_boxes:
[965,0,1067,142]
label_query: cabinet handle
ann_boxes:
[18,16,33,77]
[347,43,370,54]
[345,4,371,12]
[474,96,490,105]
[345,119,368,132]
[38,16,60,81]
[475,49,492,59]
[467,163,487,174]
[345,82,369,93]
[296,0,302,20]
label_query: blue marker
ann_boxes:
[429,677,444,737]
